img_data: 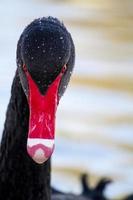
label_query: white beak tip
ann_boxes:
[27,138,54,164]
[32,148,48,164]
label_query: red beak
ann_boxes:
[24,66,64,164]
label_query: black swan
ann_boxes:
[52,173,112,200]
[1,16,132,200]
[0,16,75,200]
[52,174,133,200]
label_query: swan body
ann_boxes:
[0,17,75,200]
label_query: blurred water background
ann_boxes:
[0,0,133,199]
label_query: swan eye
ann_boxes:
[61,65,67,74]
[22,64,28,72]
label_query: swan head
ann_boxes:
[16,17,75,164]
